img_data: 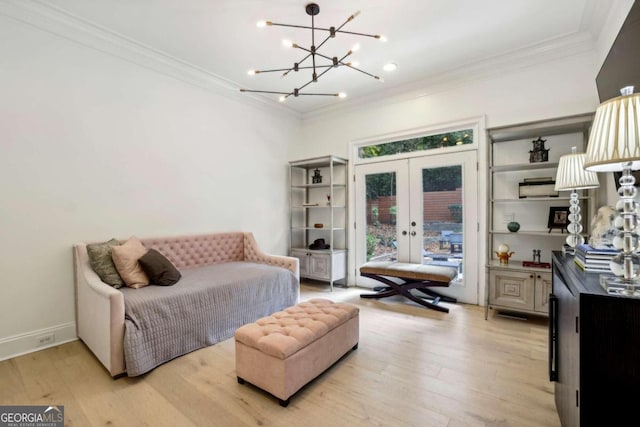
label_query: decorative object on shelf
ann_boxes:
[547,207,569,233]
[522,249,551,268]
[507,221,520,232]
[533,249,541,263]
[312,169,323,184]
[518,177,559,198]
[522,260,551,268]
[574,243,616,273]
[495,243,514,265]
[553,147,600,254]
[589,205,617,248]
[529,137,550,163]
[240,3,386,102]
[309,238,330,250]
[314,223,324,228]
[584,85,640,296]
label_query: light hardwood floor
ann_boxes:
[0,283,560,426]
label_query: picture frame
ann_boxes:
[548,207,569,232]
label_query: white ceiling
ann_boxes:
[40,0,614,116]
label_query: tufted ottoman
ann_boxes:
[234,298,359,406]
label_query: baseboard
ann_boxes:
[0,323,77,362]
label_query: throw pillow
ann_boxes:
[86,238,125,288]
[138,249,181,286]
[111,236,150,289]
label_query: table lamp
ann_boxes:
[584,86,640,296]
[554,147,600,254]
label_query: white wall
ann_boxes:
[295,50,602,302]
[0,15,300,359]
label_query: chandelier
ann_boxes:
[240,3,386,102]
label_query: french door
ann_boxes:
[354,150,478,304]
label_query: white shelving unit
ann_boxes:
[289,155,348,290]
[486,113,596,318]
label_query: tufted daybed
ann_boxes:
[74,232,299,377]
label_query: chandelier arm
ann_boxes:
[335,30,381,39]
[295,61,337,94]
[267,22,316,30]
[315,32,334,51]
[304,47,344,67]
[295,60,338,92]
[239,89,291,95]
[296,93,341,96]
[253,67,296,74]
[341,63,381,80]
[290,48,313,64]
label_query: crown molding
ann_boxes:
[0,0,301,120]
[304,31,597,121]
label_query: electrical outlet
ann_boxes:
[36,333,55,347]
[503,213,514,223]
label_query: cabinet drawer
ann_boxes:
[489,269,535,311]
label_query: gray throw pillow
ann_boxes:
[138,249,181,286]
[86,239,125,288]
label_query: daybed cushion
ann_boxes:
[86,238,125,288]
[121,261,298,376]
[112,236,150,289]
[138,249,181,286]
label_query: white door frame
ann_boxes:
[354,150,478,303]
[349,117,486,305]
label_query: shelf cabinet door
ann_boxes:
[309,253,330,280]
[290,250,309,277]
[489,269,535,312]
[534,272,552,313]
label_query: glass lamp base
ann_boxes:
[599,275,640,297]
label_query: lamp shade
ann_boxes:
[554,152,600,191]
[584,90,640,172]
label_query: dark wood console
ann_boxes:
[550,252,640,426]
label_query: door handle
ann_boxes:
[411,221,416,226]
[410,231,417,236]
[402,230,407,236]
[549,293,559,382]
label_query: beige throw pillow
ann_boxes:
[111,236,150,289]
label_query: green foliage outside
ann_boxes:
[366,234,379,261]
[371,206,380,226]
[448,204,462,222]
[361,129,470,197]
[365,167,462,200]
[359,130,473,159]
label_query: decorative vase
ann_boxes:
[507,221,520,232]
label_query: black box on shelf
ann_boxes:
[518,180,559,198]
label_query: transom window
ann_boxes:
[358,129,474,159]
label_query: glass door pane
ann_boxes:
[355,159,409,287]
[365,172,398,262]
[409,151,478,304]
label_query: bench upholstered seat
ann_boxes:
[359,261,458,312]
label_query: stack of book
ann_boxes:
[574,243,617,273]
